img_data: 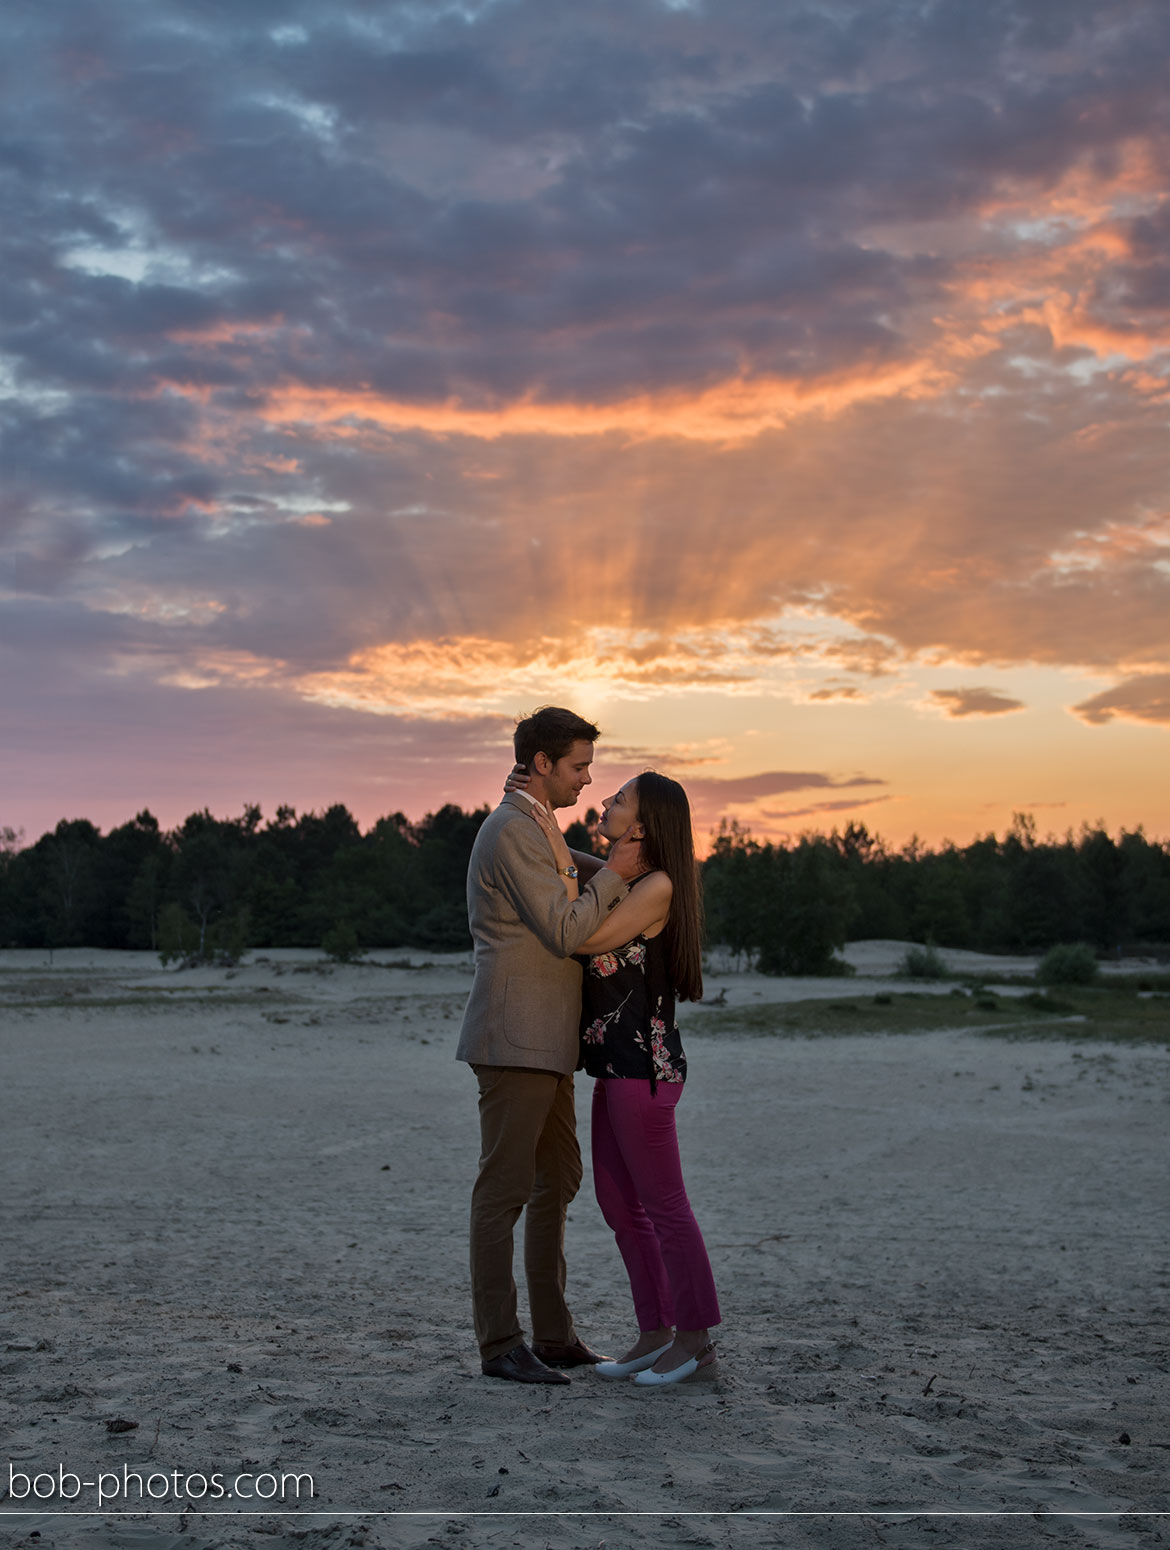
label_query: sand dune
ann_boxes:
[1,947,1166,1549]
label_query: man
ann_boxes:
[457,706,641,1384]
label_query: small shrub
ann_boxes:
[974,994,998,1011]
[322,921,363,963]
[158,904,249,968]
[899,944,948,980]
[1037,943,1099,986]
[158,902,199,966]
[209,908,250,967]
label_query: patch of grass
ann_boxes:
[683,987,1170,1045]
[0,991,303,1012]
[1097,971,1170,993]
[1022,989,1076,1014]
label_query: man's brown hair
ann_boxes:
[513,706,601,771]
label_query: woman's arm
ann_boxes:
[492,817,630,956]
[569,847,606,881]
[578,871,672,955]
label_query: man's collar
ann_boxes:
[511,789,550,817]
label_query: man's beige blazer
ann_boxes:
[456,794,627,1075]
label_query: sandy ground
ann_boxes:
[0,945,1167,1550]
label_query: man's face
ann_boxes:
[543,740,595,810]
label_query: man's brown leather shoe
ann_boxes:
[531,1337,612,1368]
[481,1343,571,1384]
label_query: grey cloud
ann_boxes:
[0,0,1166,704]
[5,0,1163,415]
[1071,674,1170,726]
[684,771,887,804]
[757,795,895,822]
[930,687,1027,717]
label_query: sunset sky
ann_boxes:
[2,0,1168,851]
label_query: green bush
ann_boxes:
[158,901,199,965]
[158,903,250,967]
[209,908,250,966]
[1037,942,1099,986]
[322,921,363,963]
[899,943,948,979]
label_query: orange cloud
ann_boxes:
[250,359,950,447]
[938,162,1170,365]
[808,685,864,702]
[1046,515,1170,574]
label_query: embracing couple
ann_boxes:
[456,706,721,1388]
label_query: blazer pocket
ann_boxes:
[503,974,569,1051]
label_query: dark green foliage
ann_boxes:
[701,824,854,975]
[1,804,1167,967]
[755,838,855,976]
[0,800,489,955]
[699,815,1170,975]
[835,817,1170,957]
[1037,942,1099,986]
[158,901,200,965]
[563,807,604,857]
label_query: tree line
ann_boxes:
[1,806,1167,971]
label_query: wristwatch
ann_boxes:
[557,864,579,879]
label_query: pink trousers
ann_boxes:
[591,1078,721,1333]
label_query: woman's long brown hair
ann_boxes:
[634,771,703,1002]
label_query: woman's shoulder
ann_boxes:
[631,870,672,941]
[632,868,673,900]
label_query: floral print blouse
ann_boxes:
[579,891,687,1092]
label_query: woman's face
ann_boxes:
[597,778,642,843]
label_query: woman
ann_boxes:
[516,768,721,1385]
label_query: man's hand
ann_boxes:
[603,828,645,882]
